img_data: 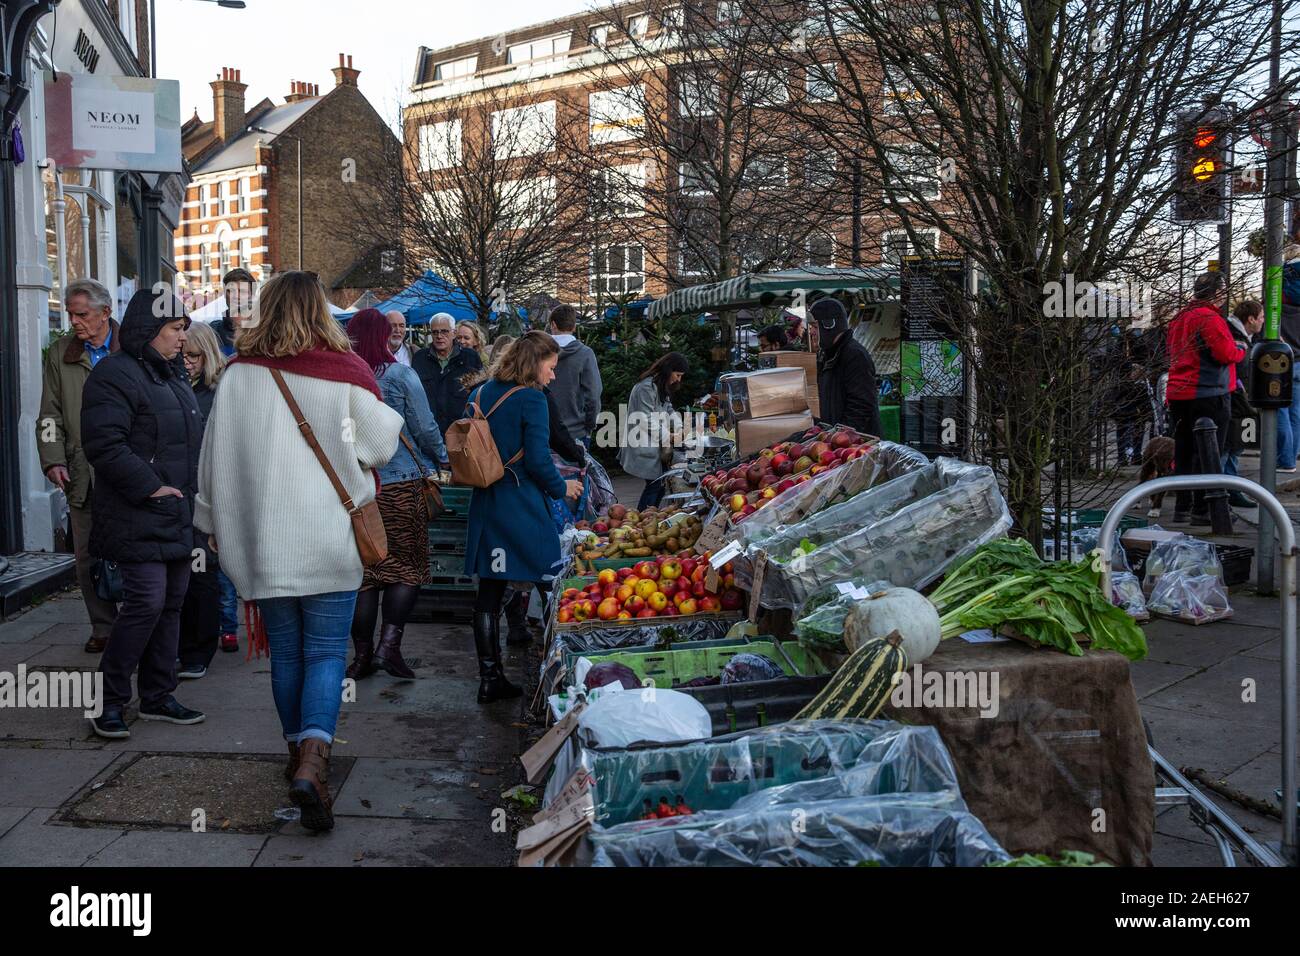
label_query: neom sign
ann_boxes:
[74,29,100,73]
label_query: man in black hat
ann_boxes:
[813,298,880,436]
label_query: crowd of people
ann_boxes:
[39,275,889,732]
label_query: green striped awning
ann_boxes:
[647,267,899,321]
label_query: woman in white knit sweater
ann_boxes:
[195,272,402,832]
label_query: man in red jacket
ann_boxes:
[1165,271,1244,523]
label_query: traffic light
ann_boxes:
[1172,109,1230,223]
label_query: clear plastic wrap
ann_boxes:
[576,688,713,749]
[581,720,1008,867]
[738,458,1013,610]
[588,792,1010,867]
[792,579,893,651]
[1061,527,1132,572]
[1147,573,1231,622]
[1110,571,1149,620]
[583,452,618,519]
[1143,534,1223,591]
[737,440,929,544]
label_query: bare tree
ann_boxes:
[745,0,1300,547]
[348,82,607,327]
[579,1,844,339]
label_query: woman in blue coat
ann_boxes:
[464,331,583,703]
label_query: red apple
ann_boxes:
[788,442,805,460]
[699,596,721,612]
[793,455,814,472]
[633,561,660,580]
[636,608,657,618]
[660,559,683,580]
[597,598,620,621]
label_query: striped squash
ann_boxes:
[796,631,908,720]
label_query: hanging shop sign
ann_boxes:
[43,72,181,173]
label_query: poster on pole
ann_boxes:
[899,256,968,456]
[43,73,182,173]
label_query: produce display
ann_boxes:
[554,554,743,626]
[795,632,909,721]
[738,457,1013,610]
[792,579,893,652]
[842,587,941,663]
[571,504,705,572]
[926,539,1148,660]
[697,426,879,523]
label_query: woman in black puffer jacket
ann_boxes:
[81,288,205,739]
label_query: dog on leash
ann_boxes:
[1138,436,1176,517]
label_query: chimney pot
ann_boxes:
[339,53,345,67]
[211,66,247,142]
[347,55,353,68]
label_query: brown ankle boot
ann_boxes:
[375,622,416,679]
[290,738,334,832]
[283,740,299,782]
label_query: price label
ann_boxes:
[958,629,1009,644]
[835,582,857,595]
[709,540,743,569]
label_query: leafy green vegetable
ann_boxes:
[930,541,1148,661]
[988,851,1111,867]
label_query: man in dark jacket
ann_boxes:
[412,311,484,436]
[81,289,206,739]
[209,267,256,357]
[813,298,881,436]
[547,305,602,447]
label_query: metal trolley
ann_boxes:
[1099,475,1297,867]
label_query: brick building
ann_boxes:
[403,3,950,313]
[176,54,402,307]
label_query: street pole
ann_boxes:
[1258,0,1285,594]
[297,136,302,270]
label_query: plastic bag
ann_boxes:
[1110,571,1148,620]
[1147,573,1231,621]
[719,653,783,684]
[1143,534,1222,590]
[739,458,1013,610]
[576,687,712,749]
[583,452,618,519]
[793,579,893,650]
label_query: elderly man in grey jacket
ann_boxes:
[546,305,602,448]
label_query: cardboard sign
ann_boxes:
[533,768,594,825]
[520,702,585,785]
[705,565,720,593]
[516,792,595,852]
[747,551,769,620]
[694,509,729,555]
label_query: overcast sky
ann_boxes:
[156,0,593,129]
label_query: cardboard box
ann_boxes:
[721,367,809,420]
[736,411,815,457]
[758,350,818,380]
[806,387,820,421]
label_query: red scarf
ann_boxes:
[227,347,381,399]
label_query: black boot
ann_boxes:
[474,611,521,703]
[375,622,417,679]
[348,588,379,680]
[504,590,532,646]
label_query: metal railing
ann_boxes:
[1098,474,1296,866]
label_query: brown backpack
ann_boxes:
[445,384,525,488]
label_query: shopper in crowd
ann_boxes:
[813,298,881,437]
[1106,327,1153,467]
[758,324,788,352]
[1165,271,1244,522]
[1223,299,1263,505]
[413,311,484,437]
[195,271,403,832]
[387,310,412,366]
[81,289,203,739]
[464,332,582,703]
[456,320,489,366]
[1280,244,1300,472]
[547,305,602,448]
[176,322,227,679]
[619,352,690,510]
[38,278,120,654]
[345,309,448,680]
[210,267,256,357]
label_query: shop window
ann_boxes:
[590,243,645,295]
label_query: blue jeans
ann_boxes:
[217,567,239,634]
[1221,450,1239,476]
[1276,366,1300,467]
[257,591,356,744]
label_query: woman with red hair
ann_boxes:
[346,308,448,679]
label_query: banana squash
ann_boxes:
[796,630,908,720]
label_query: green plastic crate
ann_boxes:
[428,522,468,553]
[438,485,474,520]
[574,638,825,687]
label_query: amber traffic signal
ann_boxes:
[1173,111,1230,223]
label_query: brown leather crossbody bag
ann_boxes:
[399,431,445,519]
[270,369,388,567]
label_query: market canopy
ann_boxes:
[370,271,482,325]
[647,267,898,321]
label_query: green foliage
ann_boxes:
[579,315,728,470]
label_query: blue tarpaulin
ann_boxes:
[368,271,481,325]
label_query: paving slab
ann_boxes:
[331,708,523,763]
[0,806,32,841]
[0,643,52,666]
[332,757,504,822]
[112,707,291,756]
[1141,617,1281,669]
[0,748,120,808]
[1127,659,1199,700]
[0,618,61,644]
[1140,703,1274,778]
[254,815,513,867]
[0,808,126,866]
[1140,658,1290,741]
[14,597,91,625]
[83,828,267,867]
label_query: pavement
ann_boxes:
[0,465,1294,867]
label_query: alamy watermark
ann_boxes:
[1042,275,1151,319]
[0,666,102,718]
[889,663,1000,718]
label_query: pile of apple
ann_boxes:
[698,427,875,521]
[555,554,743,624]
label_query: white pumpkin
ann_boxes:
[842,587,941,662]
